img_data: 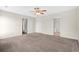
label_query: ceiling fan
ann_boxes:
[32,7,47,16]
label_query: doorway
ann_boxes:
[22,18,27,34]
[53,18,60,36]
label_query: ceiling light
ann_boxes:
[32,7,47,16]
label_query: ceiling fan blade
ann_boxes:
[40,13,44,14]
[34,7,40,10]
[42,10,47,12]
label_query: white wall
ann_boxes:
[35,8,79,40]
[35,16,53,35]
[0,11,23,39]
[77,8,79,39]
[56,9,78,40]
[0,10,36,39]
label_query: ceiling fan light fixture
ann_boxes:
[32,7,47,16]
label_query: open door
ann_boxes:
[22,18,27,34]
[53,18,60,36]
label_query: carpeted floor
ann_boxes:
[0,33,79,52]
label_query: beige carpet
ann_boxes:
[0,33,79,52]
